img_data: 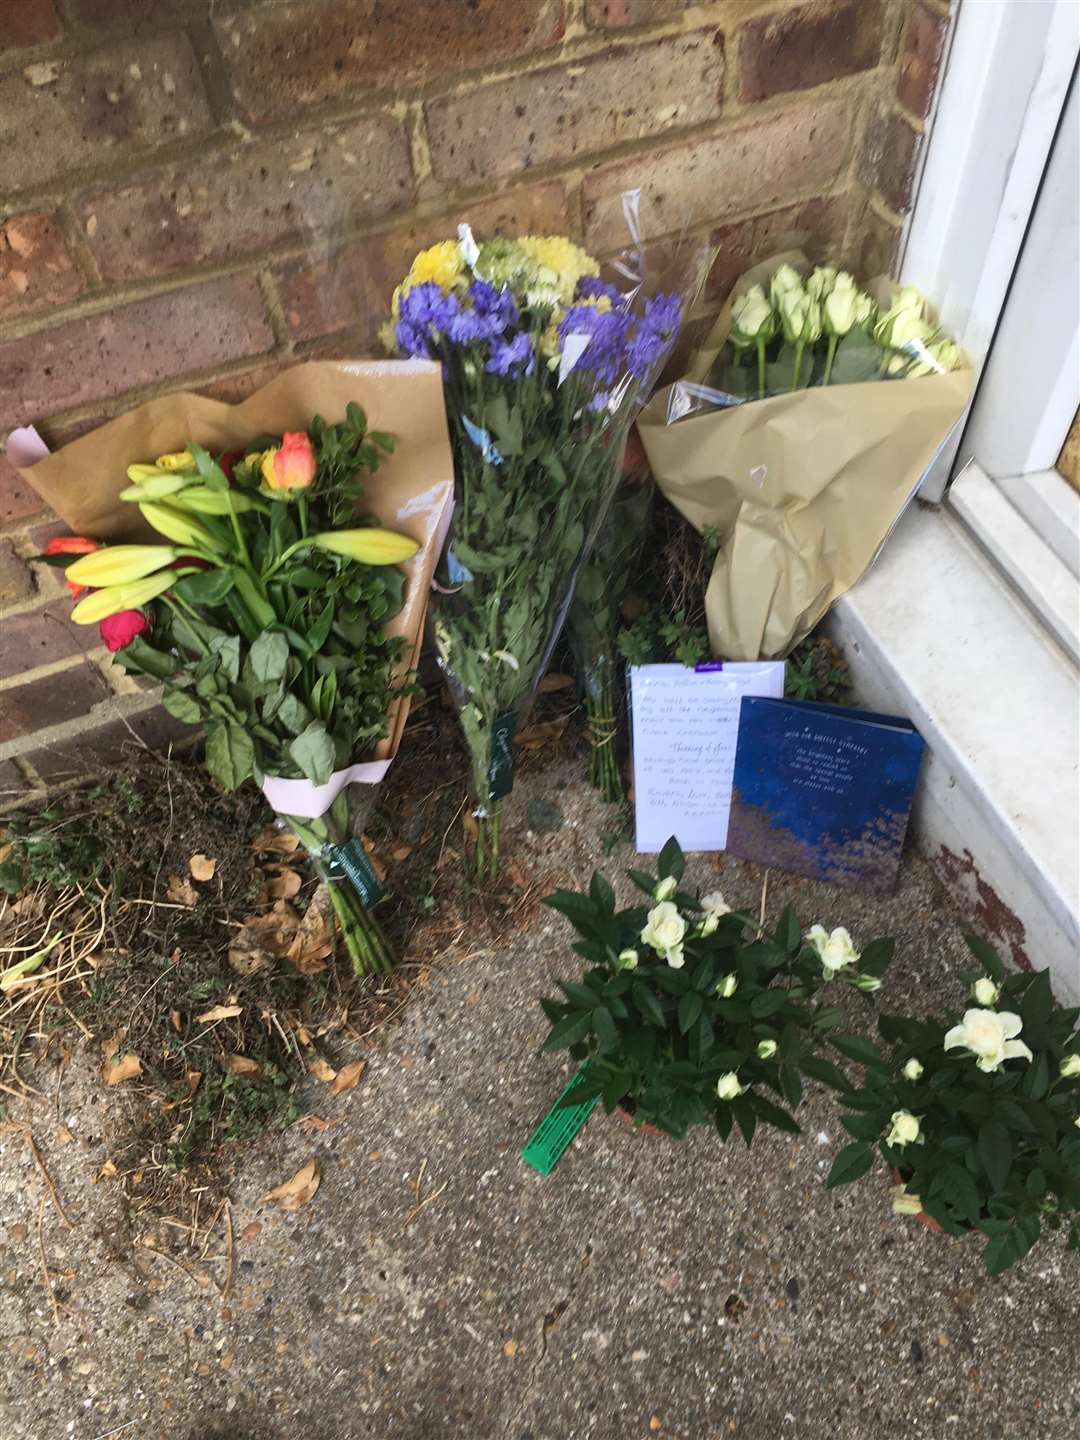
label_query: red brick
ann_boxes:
[1,0,61,50]
[739,0,884,103]
[0,212,84,322]
[0,662,108,743]
[0,541,37,607]
[0,31,212,196]
[583,95,851,252]
[427,33,723,187]
[65,0,187,24]
[18,701,195,781]
[854,200,901,278]
[79,114,414,282]
[706,192,851,300]
[586,0,690,28]
[0,596,101,681]
[858,105,920,214]
[213,0,565,125]
[897,1,949,117]
[0,457,50,526]
[0,276,275,431]
[277,181,568,347]
[194,361,294,407]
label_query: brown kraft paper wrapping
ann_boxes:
[11,359,455,763]
[637,255,973,661]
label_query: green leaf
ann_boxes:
[732,1098,757,1147]
[750,989,789,1018]
[209,634,241,683]
[632,983,667,1028]
[542,1011,592,1052]
[288,720,336,786]
[779,1064,802,1109]
[842,1112,883,1141]
[1020,969,1054,1027]
[543,891,600,932]
[800,1056,852,1091]
[589,871,615,916]
[1022,1051,1051,1101]
[120,634,179,680]
[161,686,202,725]
[249,629,289,683]
[559,981,599,1008]
[174,567,235,606]
[750,1093,800,1134]
[977,1120,1013,1192]
[656,836,684,882]
[307,598,335,654]
[831,1034,885,1067]
[826,1141,874,1188]
[857,937,896,979]
[776,906,800,955]
[204,722,254,791]
[627,868,658,897]
[593,1005,617,1051]
[276,692,311,735]
[678,991,703,1035]
[963,932,1007,982]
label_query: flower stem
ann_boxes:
[823,334,839,386]
[585,680,622,804]
[791,341,805,391]
[755,337,767,400]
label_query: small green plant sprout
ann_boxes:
[825,933,1080,1274]
[538,837,895,1141]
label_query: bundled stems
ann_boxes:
[584,661,623,803]
[471,810,501,883]
[310,854,395,977]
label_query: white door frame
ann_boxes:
[899,0,1080,502]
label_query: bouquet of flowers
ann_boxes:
[826,935,1080,1273]
[386,230,693,879]
[538,838,894,1140]
[43,409,420,976]
[565,443,652,803]
[637,252,973,661]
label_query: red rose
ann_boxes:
[99,608,149,652]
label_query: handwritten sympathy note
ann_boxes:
[630,663,786,853]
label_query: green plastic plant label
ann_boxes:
[488,711,518,802]
[326,837,385,909]
[521,1066,597,1175]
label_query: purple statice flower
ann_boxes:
[641,291,681,340]
[469,279,519,331]
[395,281,460,358]
[576,276,624,306]
[559,303,632,387]
[485,331,535,378]
[626,291,682,382]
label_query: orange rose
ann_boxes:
[45,535,99,597]
[261,431,316,491]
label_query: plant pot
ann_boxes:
[615,1098,667,1139]
[890,1167,943,1233]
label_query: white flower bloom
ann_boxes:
[699,890,731,935]
[653,876,678,902]
[805,265,838,300]
[769,263,803,305]
[852,292,876,327]
[891,1184,923,1216]
[971,977,1000,1007]
[778,289,810,345]
[1075,1117,1080,1129]
[716,973,738,999]
[757,1039,778,1060]
[716,1071,747,1101]
[806,925,860,977]
[886,1109,922,1148]
[943,1009,1033,1073]
[902,1058,924,1081]
[823,283,859,337]
[641,901,686,965]
[731,284,774,343]
[1060,1053,1080,1078]
[617,948,639,971]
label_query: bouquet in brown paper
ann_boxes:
[9,362,454,975]
[637,254,973,661]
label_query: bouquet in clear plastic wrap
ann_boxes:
[15,363,455,976]
[565,438,652,803]
[387,225,705,878]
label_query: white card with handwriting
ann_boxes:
[630,662,786,854]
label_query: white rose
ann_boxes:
[944,1009,1033,1073]
[665,943,685,970]
[731,284,774,343]
[824,284,858,337]
[653,875,678,902]
[902,1058,924,1081]
[971,977,1000,1007]
[889,310,935,350]
[716,1071,747,1101]
[806,924,860,977]
[891,1184,923,1216]
[886,1109,921,1148]
[716,973,738,999]
[778,289,810,345]
[1060,1054,1080,1078]
[641,900,685,957]
[617,948,639,971]
[699,890,731,936]
[757,1039,778,1060]
[769,263,803,305]
[805,265,838,300]
[852,292,875,327]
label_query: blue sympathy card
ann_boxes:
[727,698,925,894]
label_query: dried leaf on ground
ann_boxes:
[229,899,302,975]
[263,865,302,901]
[96,1159,118,1182]
[252,826,301,857]
[169,1010,183,1032]
[196,1004,242,1024]
[264,1159,319,1210]
[298,1114,334,1134]
[102,1053,142,1086]
[390,844,412,862]
[227,1055,260,1076]
[502,1339,518,1358]
[239,1221,261,1242]
[515,716,570,748]
[360,835,387,882]
[332,1060,365,1095]
[537,671,573,693]
[308,1057,336,1083]
[166,874,199,907]
[285,887,333,976]
[189,853,217,882]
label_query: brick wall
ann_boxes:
[0,0,951,799]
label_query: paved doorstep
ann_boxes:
[0,770,1076,1440]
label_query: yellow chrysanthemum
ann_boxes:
[519,235,599,302]
[403,240,465,296]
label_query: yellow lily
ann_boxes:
[65,544,179,588]
[120,474,190,501]
[139,502,222,551]
[70,569,182,624]
[312,529,419,565]
[126,463,166,482]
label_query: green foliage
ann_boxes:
[784,635,853,704]
[617,605,710,669]
[827,943,1080,1274]
[0,805,108,894]
[538,839,894,1142]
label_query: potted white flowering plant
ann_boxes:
[825,935,1080,1273]
[538,838,894,1141]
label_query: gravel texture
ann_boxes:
[1,763,1076,1440]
